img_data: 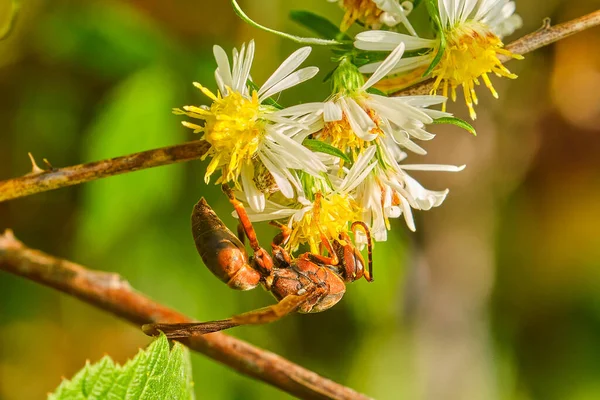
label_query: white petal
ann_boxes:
[359,54,431,75]
[340,98,378,141]
[399,95,447,107]
[339,146,378,193]
[240,163,265,212]
[259,67,319,102]
[401,164,466,172]
[272,102,323,117]
[399,195,416,232]
[362,43,405,90]
[257,151,294,198]
[354,31,435,51]
[324,101,343,122]
[259,47,312,97]
[239,40,255,92]
[213,45,233,89]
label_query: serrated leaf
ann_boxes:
[289,10,349,41]
[49,334,194,400]
[303,139,351,164]
[0,0,19,40]
[432,116,477,135]
[231,0,344,46]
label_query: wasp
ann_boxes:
[143,184,373,338]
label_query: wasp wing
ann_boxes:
[143,292,313,338]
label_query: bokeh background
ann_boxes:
[1,0,599,399]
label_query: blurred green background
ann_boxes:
[1,0,599,399]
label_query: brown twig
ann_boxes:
[393,9,600,97]
[0,11,599,203]
[0,141,211,202]
[0,230,371,400]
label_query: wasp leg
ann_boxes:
[222,184,260,252]
[269,220,291,247]
[351,221,373,281]
[222,184,273,274]
[237,223,246,247]
[143,291,315,337]
[269,221,292,265]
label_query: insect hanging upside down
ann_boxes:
[143,184,373,339]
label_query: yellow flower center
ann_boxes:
[431,21,523,119]
[340,0,383,32]
[317,103,383,164]
[177,85,264,184]
[287,193,362,254]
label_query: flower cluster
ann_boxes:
[176,0,523,256]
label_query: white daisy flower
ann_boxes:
[245,146,378,253]
[327,0,417,34]
[355,0,524,119]
[174,41,327,212]
[274,43,450,161]
[355,143,465,243]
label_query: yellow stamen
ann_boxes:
[175,85,264,185]
[317,105,383,163]
[340,0,383,31]
[287,193,362,254]
[430,21,523,120]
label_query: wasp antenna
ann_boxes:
[352,221,373,282]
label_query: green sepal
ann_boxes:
[422,0,446,77]
[303,139,352,164]
[366,87,387,96]
[231,0,344,46]
[289,10,350,42]
[432,116,477,136]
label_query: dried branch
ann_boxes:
[0,230,371,400]
[0,11,598,203]
[394,9,600,96]
[0,141,211,202]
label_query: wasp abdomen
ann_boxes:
[192,198,260,290]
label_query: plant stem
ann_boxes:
[0,141,210,202]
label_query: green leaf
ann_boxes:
[422,0,446,77]
[303,139,351,164]
[231,0,344,46]
[432,117,477,135]
[0,0,20,40]
[412,0,424,9]
[289,10,349,41]
[49,334,195,400]
[366,87,387,96]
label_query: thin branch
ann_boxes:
[0,230,371,400]
[0,11,598,203]
[0,141,211,202]
[393,9,600,97]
